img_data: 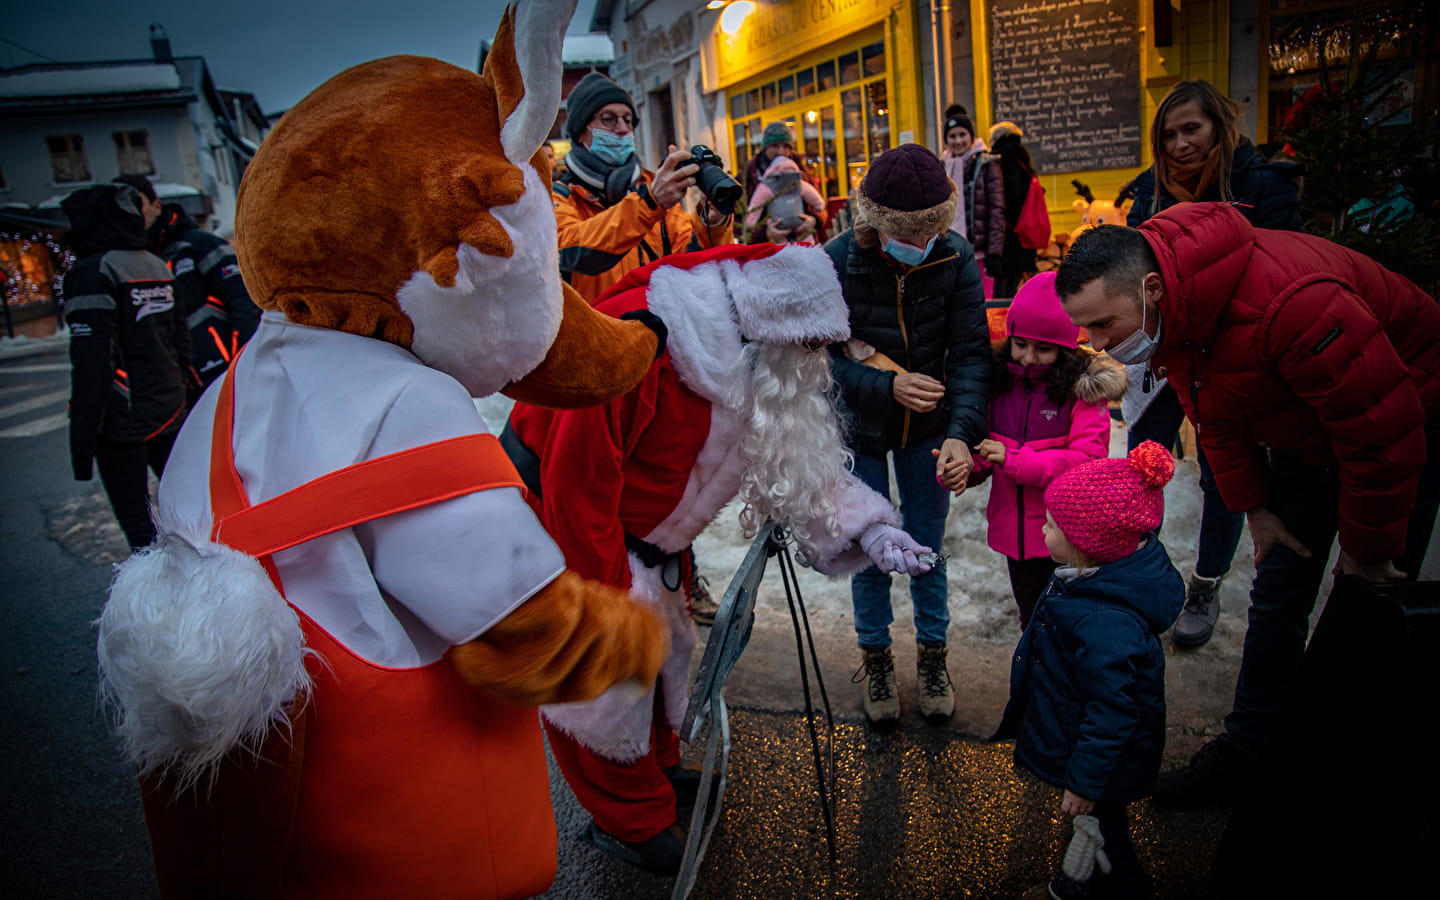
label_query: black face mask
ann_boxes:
[565,142,642,208]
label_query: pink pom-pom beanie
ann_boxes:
[1044,440,1175,563]
[1007,271,1080,349]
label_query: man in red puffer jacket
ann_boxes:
[1054,202,1440,804]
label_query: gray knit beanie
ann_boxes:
[564,72,636,142]
[761,121,794,148]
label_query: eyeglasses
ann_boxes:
[593,111,636,130]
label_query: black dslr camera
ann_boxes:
[687,145,742,216]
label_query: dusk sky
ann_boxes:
[2,0,601,114]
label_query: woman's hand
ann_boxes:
[932,438,973,494]
[893,372,945,412]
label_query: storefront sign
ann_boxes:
[988,0,1142,172]
[707,0,896,89]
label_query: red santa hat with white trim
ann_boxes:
[596,242,851,346]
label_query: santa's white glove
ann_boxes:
[859,523,932,576]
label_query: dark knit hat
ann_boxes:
[944,113,975,141]
[761,121,793,148]
[855,144,958,243]
[564,72,635,141]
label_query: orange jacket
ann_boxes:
[554,172,733,303]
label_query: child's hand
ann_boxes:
[976,439,1007,466]
[931,438,972,494]
[1061,790,1094,817]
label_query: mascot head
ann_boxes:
[233,0,661,406]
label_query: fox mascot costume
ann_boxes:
[94,2,671,897]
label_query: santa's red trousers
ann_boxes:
[544,687,682,841]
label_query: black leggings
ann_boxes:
[95,432,177,551]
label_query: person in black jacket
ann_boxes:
[989,122,1041,299]
[114,176,262,394]
[1120,80,1303,659]
[62,183,189,550]
[825,144,991,727]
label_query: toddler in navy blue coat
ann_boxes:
[994,441,1184,898]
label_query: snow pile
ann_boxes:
[0,64,181,98]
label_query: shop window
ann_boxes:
[865,81,890,156]
[842,87,865,184]
[762,82,778,110]
[778,75,796,105]
[733,121,751,169]
[821,107,839,199]
[746,88,761,116]
[817,60,837,91]
[862,42,886,77]
[839,51,861,85]
[114,130,154,176]
[46,135,90,184]
[797,68,815,97]
[731,93,747,119]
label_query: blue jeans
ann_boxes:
[1223,419,1440,756]
[1128,384,1244,579]
[850,437,951,647]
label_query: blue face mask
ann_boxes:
[882,234,936,266]
[588,128,635,166]
[1106,276,1161,364]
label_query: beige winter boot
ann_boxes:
[917,641,955,723]
[854,646,900,727]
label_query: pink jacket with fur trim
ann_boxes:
[974,353,1126,559]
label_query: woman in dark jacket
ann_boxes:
[989,122,1040,298]
[824,145,990,728]
[1122,79,1303,650]
[940,109,1006,283]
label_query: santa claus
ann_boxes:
[503,241,932,873]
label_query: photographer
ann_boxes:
[555,73,733,304]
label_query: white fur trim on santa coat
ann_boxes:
[541,554,697,763]
[805,475,903,576]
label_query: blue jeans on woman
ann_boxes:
[1128,384,1243,579]
[850,436,951,648]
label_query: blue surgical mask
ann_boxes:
[1106,276,1161,365]
[588,129,635,166]
[882,234,936,266]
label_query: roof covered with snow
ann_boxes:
[0,63,182,97]
[563,34,614,65]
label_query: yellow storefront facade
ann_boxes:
[700,0,925,204]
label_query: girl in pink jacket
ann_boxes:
[969,271,1127,626]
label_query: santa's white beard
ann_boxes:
[729,343,854,562]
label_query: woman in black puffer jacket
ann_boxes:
[989,122,1041,299]
[824,145,990,727]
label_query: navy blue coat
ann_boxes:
[993,536,1184,802]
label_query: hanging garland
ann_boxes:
[0,231,71,309]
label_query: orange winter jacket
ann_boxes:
[554,172,733,304]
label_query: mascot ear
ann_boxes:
[486,0,578,166]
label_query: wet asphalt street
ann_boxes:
[1,338,1231,898]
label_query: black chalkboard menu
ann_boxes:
[988,0,1143,173]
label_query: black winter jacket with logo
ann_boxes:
[825,229,991,456]
[153,205,261,389]
[62,185,189,475]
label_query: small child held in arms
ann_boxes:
[993,441,1184,899]
[967,271,1126,628]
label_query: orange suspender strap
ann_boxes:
[207,359,525,561]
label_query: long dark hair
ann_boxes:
[991,338,1088,406]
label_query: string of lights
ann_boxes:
[0,231,71,308]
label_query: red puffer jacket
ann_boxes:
[1141,202,1440,563]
